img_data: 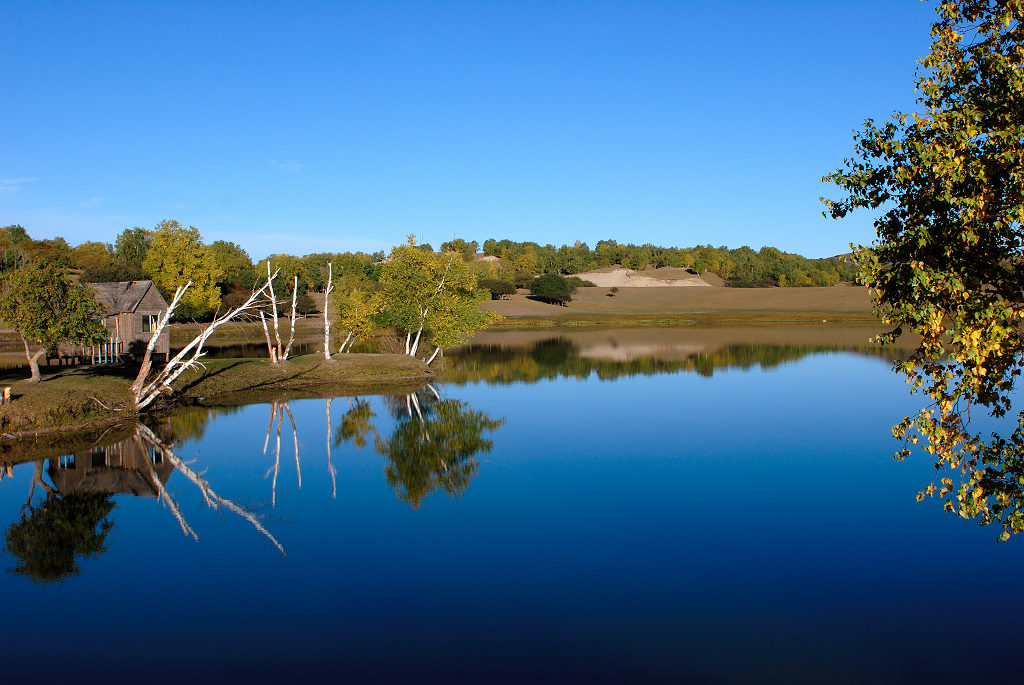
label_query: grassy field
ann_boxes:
[482,285,877,326]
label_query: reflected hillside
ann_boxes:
[444,327,912,384]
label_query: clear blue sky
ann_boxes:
[2,0,937,261]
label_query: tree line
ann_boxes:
[0,223,856,323]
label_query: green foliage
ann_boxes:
[823,0,1024,538]
[208,240,255,290]
[0,261,108,380]
[5,491,116,583]
[439,238,479,260]
[376,397,503,509]
[294,292,318,316]
[114,227,153,267]
[70,241,113,274]
[478,236,855,285]
[478,278,517,299]
[334,398,377,448]
[529,273,572,305]
[336,285,384,343]
[143,220,222,319]
[255,254,311,297]
[378,242,497,356]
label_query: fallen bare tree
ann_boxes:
[131,269,280,411]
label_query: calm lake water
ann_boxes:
[2,327,1022,684]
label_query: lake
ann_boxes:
[2,327,1021,684]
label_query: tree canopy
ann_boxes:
[143,220,223,319]
[377,238,496,362]
[824,0,1024,538]
[0,261,108,381]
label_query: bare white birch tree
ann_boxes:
[323,262,334,360]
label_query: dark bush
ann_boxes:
[529,274,572,305]
[478,279,517,300]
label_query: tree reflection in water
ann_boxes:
[2,422,285,582]
[334,386,504,509]
[1,388,503,581]
[4,462,115,583]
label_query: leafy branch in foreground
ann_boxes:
[823,1,1024,538]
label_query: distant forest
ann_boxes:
[0,223,857,319]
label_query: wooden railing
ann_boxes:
[88,341,123,364]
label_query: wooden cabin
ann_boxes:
[88,280,171,360]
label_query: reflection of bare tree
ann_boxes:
[135,423,285,557]
[325,398,337,498]
[263,401,300,506]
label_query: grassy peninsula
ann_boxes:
[0,352,434,442]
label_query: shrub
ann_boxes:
[528,274,572,305]
[564,276,596,290]
[478,279,517,300]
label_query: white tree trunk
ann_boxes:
[267,261,283,360]
[425,345,442,366]
[281,275,298,361]
[260,311,277,363]
[131,282,191,396]
[323,262,333,360]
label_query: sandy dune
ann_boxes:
[575,266,712,288]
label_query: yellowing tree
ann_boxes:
[378,238,498,364]
[824,1,1024,538]
[142,220,222,319]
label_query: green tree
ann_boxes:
[113,227,153,269]
[378,239,496,363]
[529,273,572,305]
[478,278,516,299]
[823,0,1024,538]
[142,220,223,319]
[335,285,383,353]
[0,261,108,381]
[70,241,114,275]
[440,238,480,260]
[208,240,254,290]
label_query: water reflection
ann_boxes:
[1,389,504,580]
[335,387,504,509]
[445,328,909,384]
[5,461,115,583]
[2,421,285,582]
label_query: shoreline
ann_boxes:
[0,353,436,451]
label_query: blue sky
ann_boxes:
[2,1,937,261]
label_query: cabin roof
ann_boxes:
[88,280,166,315]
